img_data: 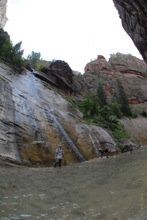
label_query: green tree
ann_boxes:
[79,94,99,117]
[0,28,24,68]
[0,29,9,47]
[97,82,107,107]
[109,102,122,119]
[1,39,12,59]
[27,51,41,69]
[0,28,11,58]
[116,79,131,116]
[71,91,130,144]
[9,41,24,67]
[12,41,24,56]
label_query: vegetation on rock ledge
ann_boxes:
[67,80,132,145]
[0,28,24,69]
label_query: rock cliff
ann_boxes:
[75,53,147,145]
[37,60,74,95]
[82,54,147,106]
[0,62,116,166]
[0,0,7,28]
[112,0,147,64]
[0,54,147,166]
[1,0,147,166]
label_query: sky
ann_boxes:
[5,0,142,73]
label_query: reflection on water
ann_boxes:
[0,148,147,220]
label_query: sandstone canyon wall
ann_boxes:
[0,0,147,167]
[83,54,147,107]
[75,54,147,145]
[0,62,116,166]
[0,0,7,28]
[113,0,147,64]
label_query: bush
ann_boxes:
[97,82,107,107]
[111,123,130,142]
[141,110,147,117]
[0,28,24,69]
[130,106,147,118]
[79,94,99,118]
[68,93,130,144]
[115,79,132,116]
[27,51,41,69]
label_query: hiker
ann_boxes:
[129,141,134,154]
[129,144,133,154]
[98,148,104,158]
[104,148,109,158]
[54,144,64,167]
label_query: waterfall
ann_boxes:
[89,132,101,156]
[45,107,86,162]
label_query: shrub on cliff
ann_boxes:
[79,95,130,143]
[0,28,24,68]
[68,92,130,143]
[0,28,10,50]
[131,106,147,118]
[27,51,41,69]
[79,94,99,118]
[97,82,107,107]
[115,79,132,116]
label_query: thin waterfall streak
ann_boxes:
[45,107,86,162]
[89,132,101,156]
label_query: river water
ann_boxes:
[0,147,147,220]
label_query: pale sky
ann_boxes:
[5,0,142,73]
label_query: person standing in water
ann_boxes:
[129,144,133,154]
[129,141,133,154]
[54,145,64,167]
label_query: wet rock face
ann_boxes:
[0,78,21,162]
[0,62,116,166]
[112,0,147,64]
[0,0,7,28]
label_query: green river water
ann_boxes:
[0,147,147,220]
